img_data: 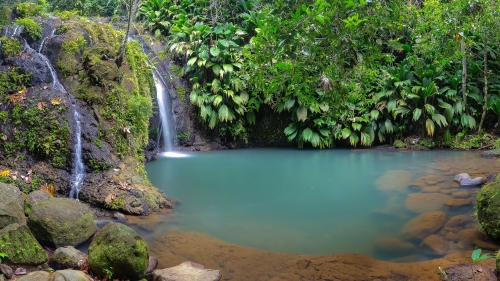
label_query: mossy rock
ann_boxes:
[0,182,26,228]
[88,222,149,280]
[0,6,11,28]
[394,140,406,148]
[0,223,48,265]
[24,190,51,216]
[477,176,500,243]
[27,198,96,248]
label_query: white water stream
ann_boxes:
[152,71,174,152]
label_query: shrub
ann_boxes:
[0,36,22,57]
[14,18,42,40]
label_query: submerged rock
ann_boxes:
[88,222,149,280]
[152,261,222,281]
[401,211,447,241]
[405,193,452,213]
[419,234,445,256]
[374,237,416,254]
[27,198,96,248]
[445,199,471,208]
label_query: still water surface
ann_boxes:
[142,148,498,260]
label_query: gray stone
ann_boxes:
[0,182,26,229]
[454,173,485,186]
[52,246,87,270]
[0,264,13,279]
[24,190,52,216]
[27,198,96,247]
[152,261,222,281]
[16,271,50,281]
[53,270,92,281]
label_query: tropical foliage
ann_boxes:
[139,0,500,147]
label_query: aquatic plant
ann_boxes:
[471,248,490,263]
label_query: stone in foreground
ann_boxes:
[152,261,222,281]
[27,198,96,247]
[0,223,48,265]
[52,246,87,270]
[0,183,26,228]
[477,177,500,243]
[88,222,149,280]
[400,211,447,241]
[444,264,496,281]
[454,173,485,186]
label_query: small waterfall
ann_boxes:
[152,71,174,152]
[69,107,85,200]
[38,28,56,53]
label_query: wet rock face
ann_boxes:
[5,48,53,84]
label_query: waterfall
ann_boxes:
[152,71,174,152]
[69,107,84,200]
[38,28,56,53]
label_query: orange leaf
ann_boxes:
[37,102,45,110]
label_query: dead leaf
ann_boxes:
[477,267,483,273]
[1,135,7,141]
[37,102,45,110]
[25,176,32,184]
[105,193,116,203]
[51,97,62,105]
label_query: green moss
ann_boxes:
[477,176,500,243]
[105,195,125,210]
[0,6,12,29]
[88,223,149,280]
[0,36,22,57]
[175,85,187,102]
[394,140,405,148]
[89,159,112,172]
[0,223,48,265]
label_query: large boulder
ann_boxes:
[53,270,92,281]
[152,261,222,281]
[0,183,26,228]
[0,223,48,265]
[477,177,500,243]
[88,222,149,280]
[27,198,96,247]
[16,271,51,281]
[405,193,451,213]
[51,246,87,270]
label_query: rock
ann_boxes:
[374,237,416,254]
[401,212,447,241]
[88,222,149,280]
[477,177,500,243]
[444,215,473,228]
[421,186,443,193]
[113,212,127,221]
[147,256,159,274]
[152,261,222,281]
[454,173,485,186]
[457,229,489,248]
[24,190,52,216]
[486,174,497,182]
[0,223,48,265]
[52,246,87,270]
[27,198,96,247]
[15,267,27,275]
[0,264,13,279]
[444,264,496,281]
[375,170,411,192]
[419,234,445,256]
[405,193,452,213]
[445,199,471,208]
[440,189,452,195]
[16,271,50,281]
[473,239,500,251]
[53,269,92,281]
[444,232,459,242]
[296,259,311,270]
[451,191,469,199]
[481,149,500,158]
[0,183,26,228]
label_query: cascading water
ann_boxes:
[12,25,85,199]
[152,71,174,152]
[69,107,84,200]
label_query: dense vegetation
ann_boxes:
[137,0,500,148]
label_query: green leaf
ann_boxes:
[394,107,410,117]
[349,133,359,147]
[223,64,234,73]
[341,128,351,139]
[187,57,197,66]
[319,128,330,137]
[385,119,394,133]
[212,64,222,76]
[432,113,448,127]
[413,108,422,121]
[284,123,297,136]
[209,110,218,129]
[285,98,296,110]
[302,128,313,141]
[210,47,220,57]
[352,123,362,131]
[218,104,232,122]
[471,249,482,262]
[246,111,256,124]
[387,99,397,112]
[319,103,329,112]
[310,132,321,147]
[438,100,452,109]
[370,110,380,120]
[213,95,223,106]
[297,106,307,122]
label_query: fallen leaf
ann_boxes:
[105,193,116,203]
[37,102,45,110]
[0,170,10,177]
[1,135,7,141]
[51,97,62,105]
[25,176,32,184]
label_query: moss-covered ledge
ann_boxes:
[477,176,500,243]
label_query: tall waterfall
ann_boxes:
[152,71,174,152]
[69,107,84,200]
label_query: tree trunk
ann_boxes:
[478,39,488,132]
[116,0,136,68]
[461,37,467,111]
